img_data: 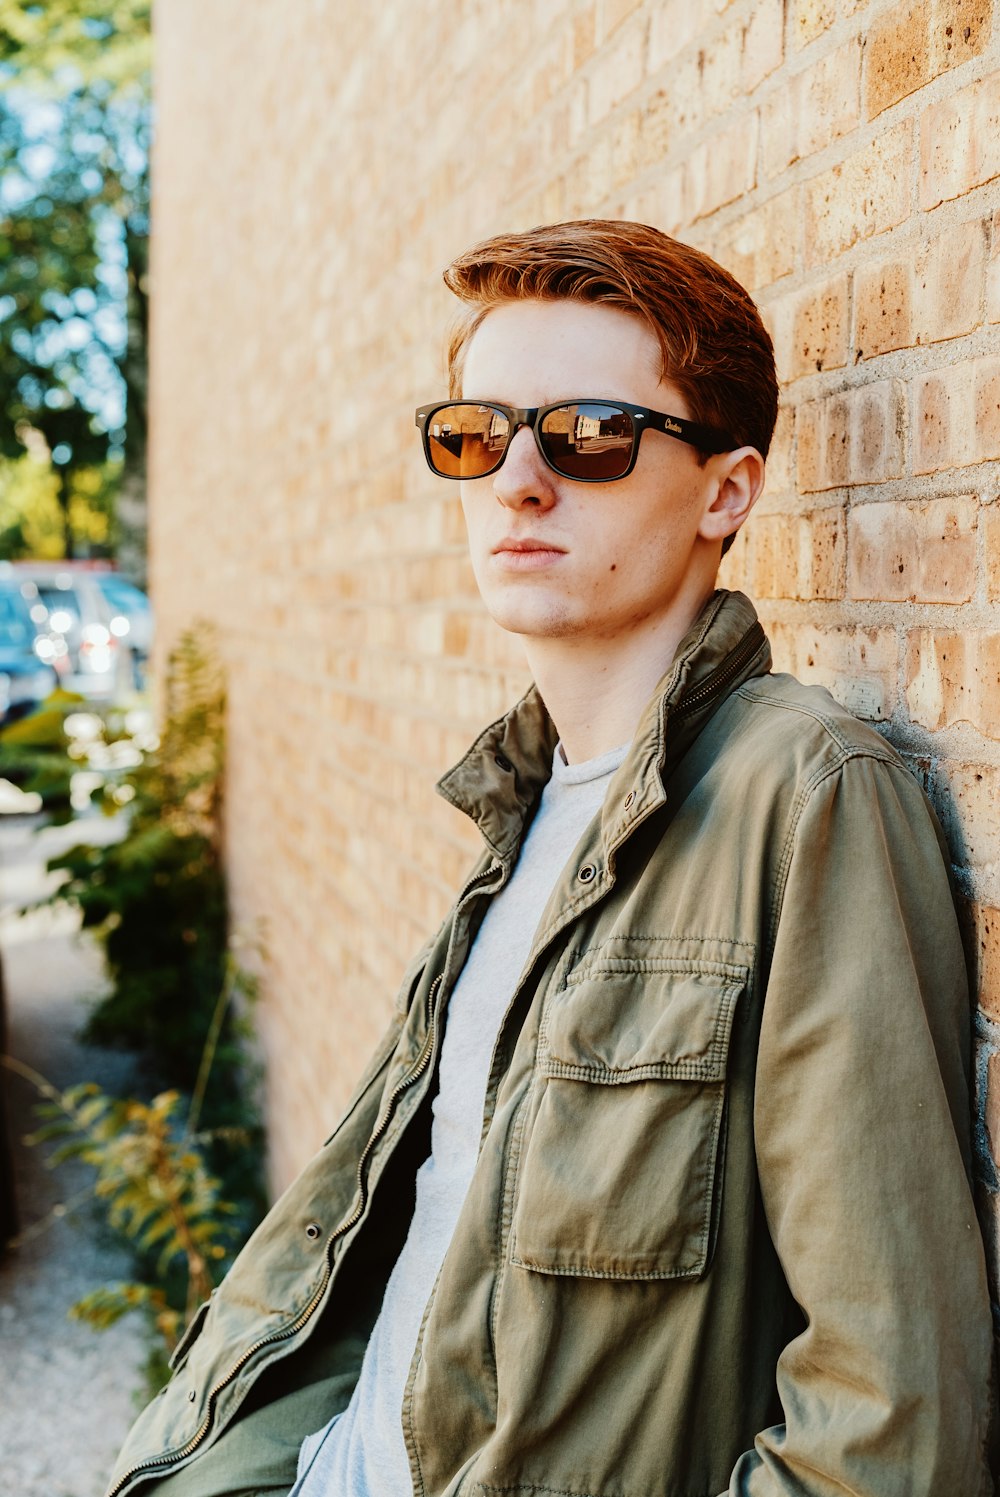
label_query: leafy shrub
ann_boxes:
[4,1048,248,1395]
[45,625,266,1263]
[12,1059,235,1348]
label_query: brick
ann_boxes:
[599,0,644,40]
[769,273,849,381]
[847,495,977,603]
[569,77,589,144]
[760,90,799,179]
[921,0,987,75]
[769,620,897,718]
[808,507,848,598]
[742,0,784,92]
[852,380,907,483]
[572,2,598,67]
[905,630,1000,738]
[974,358,1000,459]
[799,37,862,158]
[628,163,691,233]
[793,0,837,48]
[854,258,912,358]
[700,17,745,121]
[921,72,1000,209]
[532,37,571,112]
[866,0,988,120]
[798,390,851,490]
[866,0,928,116]
[747,507,846,599]
[747,512,800,598]
[647,0,703,71]
[988,211,1000,323]
[639,61,705,162]
[914,369,957,472]
[685,113,759,222]
[713,186,799,290]
[804,121,912,266]
[587,12,646,123]
[798,380,906,491]
[638,163,689,235]
[914,357,1000,472]
[719,524,751,590]
[934,762,1000,874]
[915,217,988,343]
[765,404,795,495]
[611,109,643,187]
[985,507,1000,601]
[967,904,1000,1021]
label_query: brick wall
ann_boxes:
[151,0,1000,1312]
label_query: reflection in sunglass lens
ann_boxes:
[541,403,635,479]
[426,404,510,478]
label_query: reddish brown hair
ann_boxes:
[443,219,778,462]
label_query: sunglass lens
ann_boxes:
[426,404,510,478]
[540,403,635,479]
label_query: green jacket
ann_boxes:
[107,590,995,1497]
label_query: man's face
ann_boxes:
[458,298,725,646]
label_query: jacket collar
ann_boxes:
[435,589,771,865]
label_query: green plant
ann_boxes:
[1,626,266,1393]
[3,1053,242,1358]
[51,632,225,1067]
[44,625,266,1241]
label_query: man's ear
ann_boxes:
[698,447,766,547]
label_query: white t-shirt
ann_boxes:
[291,738,629,1497]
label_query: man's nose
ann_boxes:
[492,425,558,510]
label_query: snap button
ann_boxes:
[305,1221,322,1241]
[494,752,513,772]
[578,862,598,883]
[624,790,636,809]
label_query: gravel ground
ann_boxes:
[0,813,148,1497]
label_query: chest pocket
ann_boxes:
[510,957,746,1281]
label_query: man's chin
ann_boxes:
[482,599,584,640]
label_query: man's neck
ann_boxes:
[523,580,718,765]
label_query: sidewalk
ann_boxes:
[0,812,147,1497]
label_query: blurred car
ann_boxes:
[0,574,59,725]
[92,572,153,684]
[12,563,134,701]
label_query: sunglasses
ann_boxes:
[415,399,734,484]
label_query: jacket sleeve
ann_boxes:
[723,751,995,1497]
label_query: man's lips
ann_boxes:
[490,538,567,571]
[491,538,567,555]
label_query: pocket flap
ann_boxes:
[546,962,745,1082]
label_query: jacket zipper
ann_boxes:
[107,971,445,1497]
[672,621,766,721]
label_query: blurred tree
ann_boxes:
[0,447,64,557]
[0,0,150,575]
[0,446,120,560]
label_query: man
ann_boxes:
[107,220,995,1497]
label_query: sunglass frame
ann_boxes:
[414,399,735,483]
